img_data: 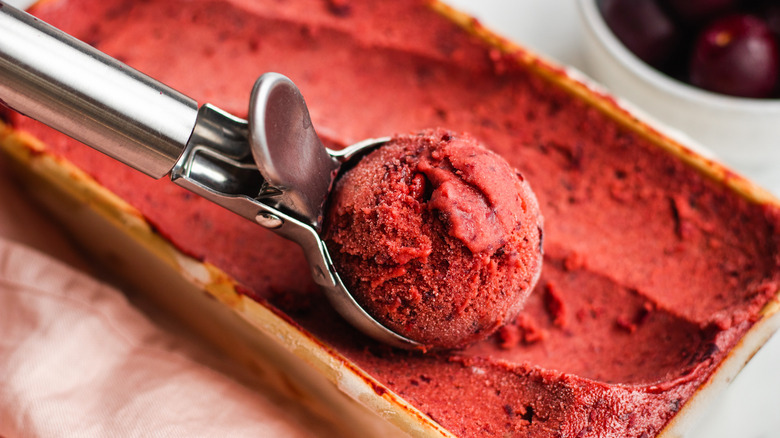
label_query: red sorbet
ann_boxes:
[324,129,543,349]
[11,0,780,437]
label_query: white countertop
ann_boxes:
[3,1,778,437]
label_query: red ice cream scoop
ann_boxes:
[325,129,544,349]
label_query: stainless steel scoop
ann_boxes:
[0,2,421,349]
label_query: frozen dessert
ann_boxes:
[8,0,780,437]
[324,128,543,349]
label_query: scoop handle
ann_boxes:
[0,1,198,178]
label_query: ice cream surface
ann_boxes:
[324,129,543,349]
[11,0,780,437]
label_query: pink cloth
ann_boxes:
[0,238,322,437]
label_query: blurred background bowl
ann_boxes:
[578,0,780,193]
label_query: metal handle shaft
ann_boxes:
[0,1,199,178]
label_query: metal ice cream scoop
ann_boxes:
[0,2,421,349]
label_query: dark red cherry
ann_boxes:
[689,14,779,98]
[664,0,739,24]
[600,0,682,69]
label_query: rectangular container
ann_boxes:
[1,1,779,437]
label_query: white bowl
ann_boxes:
[577,0,780,194]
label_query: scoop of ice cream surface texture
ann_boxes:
[324,129,543,349]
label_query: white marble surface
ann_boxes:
[3,0,779,437]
